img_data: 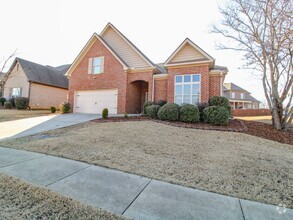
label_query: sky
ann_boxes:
[0,0,265,103]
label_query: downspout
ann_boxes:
[220,72,223,96]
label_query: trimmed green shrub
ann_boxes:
[208,96,232,115]
[0,97,6,106]
[60,102,70,114]
[146,105,161,119]
[50,106,56,113]
[143,101,153,114]
[4,101,12,109]
[180,104,200,123]
[9,97,15,107]
[157,103,180,121]
[156,100,167,107]
[203,106,229,125]
[102,108,108,119]
[197,102,209,121]
[15,97,29,110]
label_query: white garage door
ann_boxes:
[75,89,118,114]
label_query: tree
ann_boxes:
[0,50,17,96]
[211,0,292,130]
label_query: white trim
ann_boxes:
[100,23,155,68]
[153,74,168,79]
[164,38,214,66]
[164,60,213,67]
[174,74,201,105]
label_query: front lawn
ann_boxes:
[1,121,292,208]
[0,173,125,220]
[0,109,52,122]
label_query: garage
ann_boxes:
[74,89,118,114]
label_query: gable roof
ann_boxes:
[164,38,214,67]
[65,33,129,77]
[223,83,249,93]
[8,58,69,89]
[100,23,156,69]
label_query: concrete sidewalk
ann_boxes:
[0,146,292,220]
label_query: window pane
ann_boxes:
[12,88,20,96]
[175,85,182,95]
[183,95,191,104]
[175,96,183,105]
[175,75,182,83]
[184,75,191,82]
[192,75,200,82]
[184,84,191,94]
[192,84,200,95]
[93,66,101,74]
[93,57,101,66]
[192,95,200,105]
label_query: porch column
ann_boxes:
[234,102,236,110]
[243,102,245,109]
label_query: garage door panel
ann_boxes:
[75,90,118,114]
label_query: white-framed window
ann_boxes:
[231,92,235,98]
[88,57,104,74]
[240,93,244,99]
[174,74,200,105]
[12,87,21,97]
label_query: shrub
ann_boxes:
[208,96,232,115]
[4,101,12,109]
[60,102,70,114]
[203,106,229,125]
[143,101,153,114]
[157,103,180,121]
[156,100,167,107]
[146,105,161,119]
[102,108,108,119]
[180,104,200,123]
[197,102,209,121]
[50,106,56,113]
[15,97,29,110]
[0,97,6,106]
[9,97,15,107]
[124,112,129,119]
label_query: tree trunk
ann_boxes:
[272,108,282,130]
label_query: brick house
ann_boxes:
[223,83,260,109]
[3,58,69,109]
[66,23,228,114]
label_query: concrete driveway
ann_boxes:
[0,113,101,141]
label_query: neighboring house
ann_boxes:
[0,72,7,97]
[66,23,228,114]
[223,83,260,109]
[3,58,70,109]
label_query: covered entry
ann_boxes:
[128,80,149,113]
[74,89,118,114]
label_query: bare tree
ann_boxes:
[211,0,293,130]
[0,50,17,96]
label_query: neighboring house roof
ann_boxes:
[223,82,260,103]
[8,58,69,89]
[223,83,249,93]
[164,38,215,67]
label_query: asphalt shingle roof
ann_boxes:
[16,58,69,89]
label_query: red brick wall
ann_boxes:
[209,75,221,97]
[166,65,210,103]
[68,38,127,113]
[154,78,168,102]
[233,109,271,117]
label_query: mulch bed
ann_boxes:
[93,116,292,145]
